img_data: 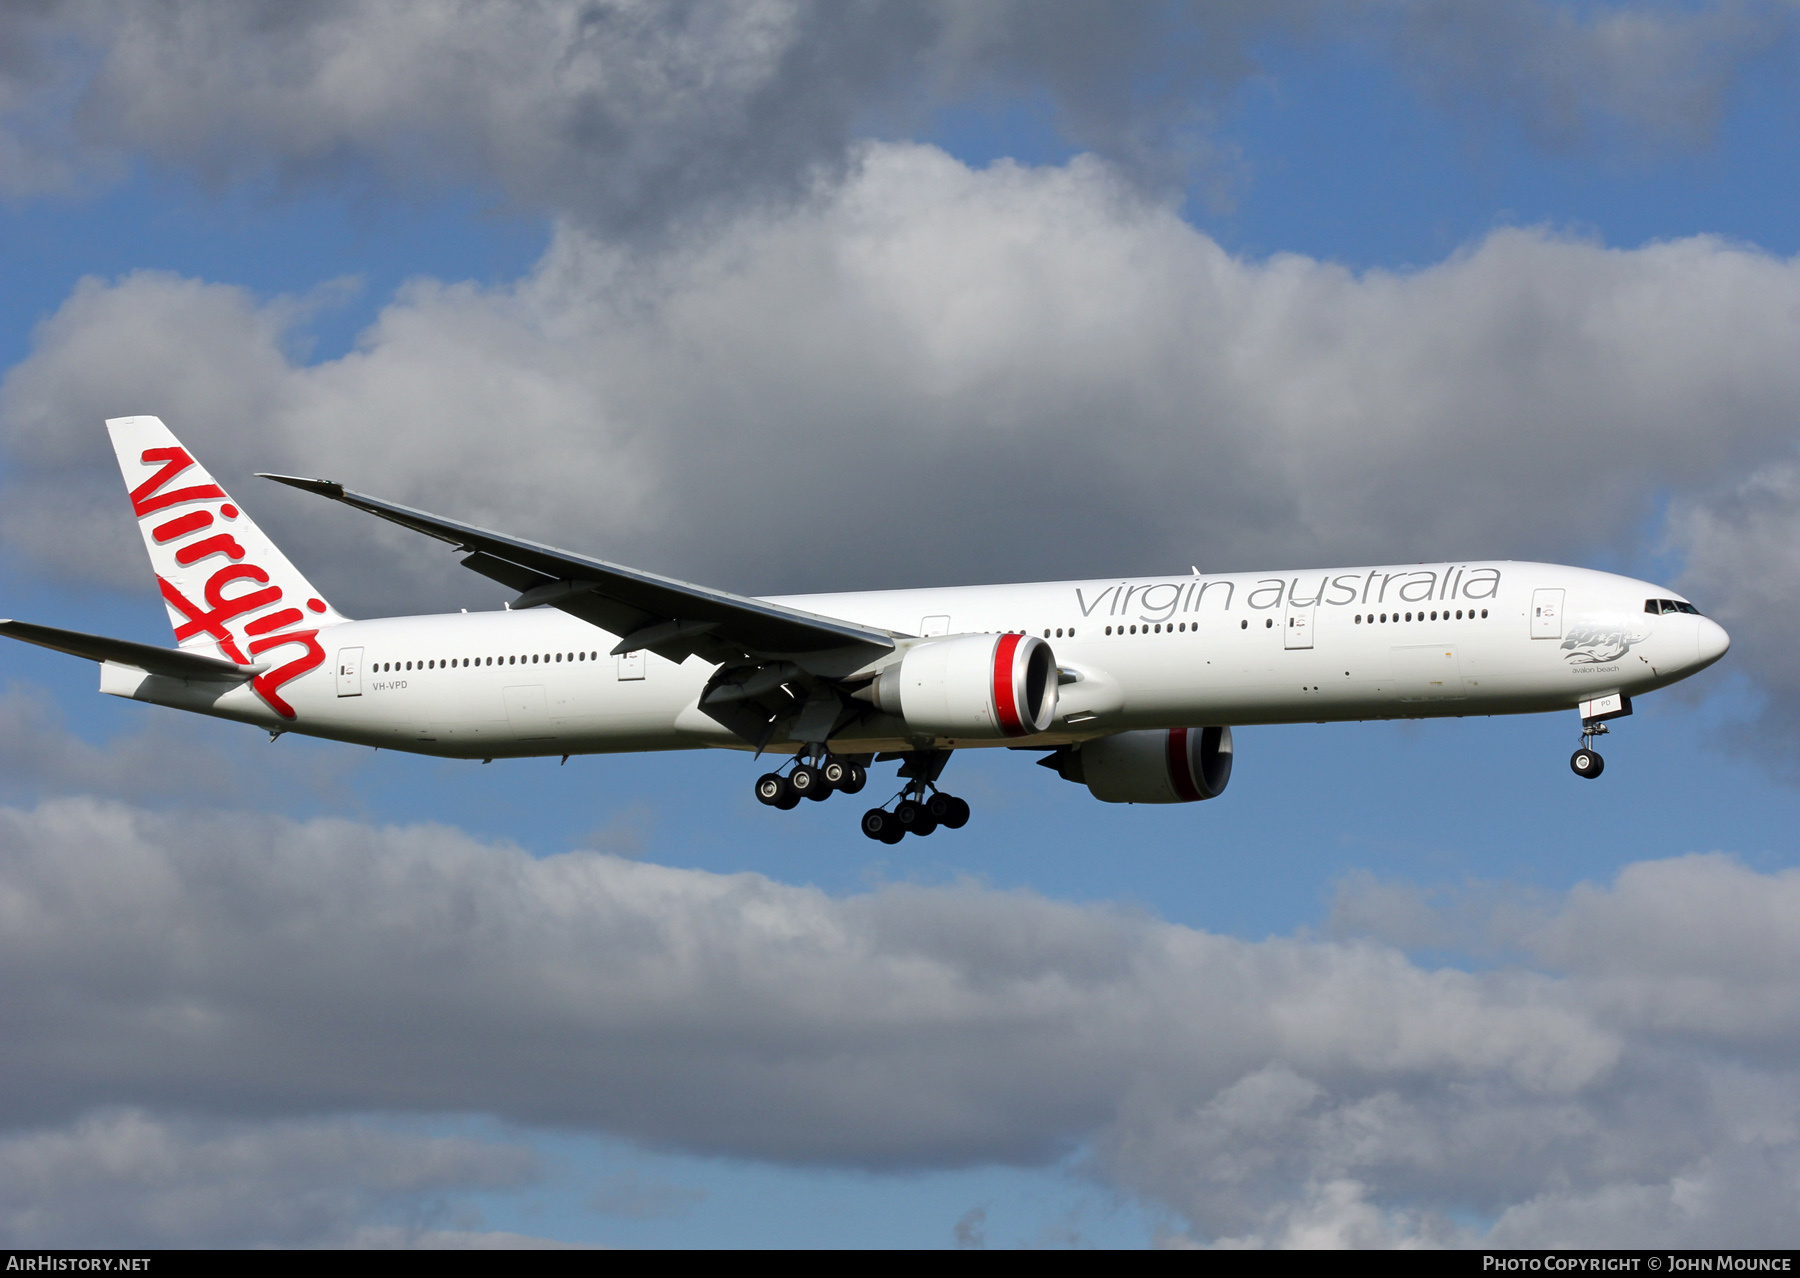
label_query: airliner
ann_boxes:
[1,417,1731,842]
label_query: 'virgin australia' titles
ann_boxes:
[0,418,1730,842]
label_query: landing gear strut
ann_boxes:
[1570,721,1607,780]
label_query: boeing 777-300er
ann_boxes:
[1,417,1732,841]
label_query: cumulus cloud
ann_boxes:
[0,3,1784,217]
[1,794,1798,1245]
[1665,465,1800,756]
[0,0,1313,224]
[0,682,359,810]
[6,143,1800,619]
[0,1108,542,1248]
[1394,0,1789,153]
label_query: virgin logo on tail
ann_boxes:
[134,445,326,719]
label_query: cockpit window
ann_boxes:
[1645,598,1703,616]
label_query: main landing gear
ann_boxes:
[754,751,868,810]
[859,748,968,843]
[1570,722,1607,780]
[754,747,972,840]
[860,791,971,844]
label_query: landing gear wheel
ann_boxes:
[821,758,850,788]
[755,773,792,807]
[1570,749,1604,779]
[862,808,905,844]
[939,795,970,829]
[895,798,937,837]
[836,763,867,795]
[790,764,830,801]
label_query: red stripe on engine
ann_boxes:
[1167,728,1203,802]
[993,633,1025,735]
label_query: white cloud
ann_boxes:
[0,682,358,809]
[1666,465,1800,756]
[0,1108,540,1248]
[1394,0,1785,153]
[6,145,1799,620]
[1,793,1798,1244]
[0,3,1784,215]
[0,0,1307,222]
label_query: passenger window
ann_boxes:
[1265,618,1273,629]
[1240,620,1247,630]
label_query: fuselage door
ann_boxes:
[1391,644,1465,702]
[1531,588,1565,639]
[920,615,950,637]
[1284,602,1315,650]
[335,647,363,697]
[503,684,554,739]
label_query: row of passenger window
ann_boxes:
[1104,622,1200,635]
[1355,609,1487,623]
[1095,607,1490,637]
[373,651,603,673]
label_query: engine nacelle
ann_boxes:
[1059,726,1233,803]
[861,633,1057,739]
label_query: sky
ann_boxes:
[2,0,1800,1250]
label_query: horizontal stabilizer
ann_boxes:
[0,618,265,681]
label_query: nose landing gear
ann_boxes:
[1570,722,1608,779]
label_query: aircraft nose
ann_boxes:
[1695,617,1730,668]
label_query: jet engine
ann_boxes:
[857,633,1057,739]
[1049,726,1234,803]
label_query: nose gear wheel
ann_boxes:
[1570,719,1608,780]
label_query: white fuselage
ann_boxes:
[101,560,1729,759]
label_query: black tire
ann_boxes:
[1570,749,1605,779]
[880,822,906,845]
[940,796,971,829]
[861,808,891,841]
[755,772,791,807]
[925,793,953,822]
[821,758,850,788]
[790,764,830,801]
[896,799,938,837]
[838,764,867,795]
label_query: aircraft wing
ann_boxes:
[256,475,898,672]
[0,618,264,681]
